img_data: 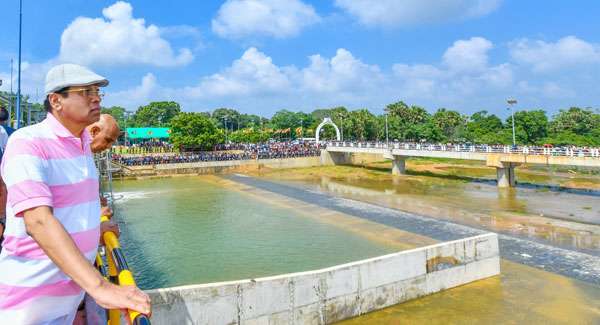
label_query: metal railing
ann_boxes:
[327,141,600,158]
[96,215,151,325]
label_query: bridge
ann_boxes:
[323,142,600,187]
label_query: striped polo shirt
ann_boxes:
[0,113,101,324]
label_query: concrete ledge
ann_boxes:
[148,233,500,325]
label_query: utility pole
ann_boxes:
[385,113,389,147]
[507,98,517,147]
[16,0,23,128]
[223,116,229,143]
[9,59,13,125]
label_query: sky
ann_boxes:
[1,0,599,117]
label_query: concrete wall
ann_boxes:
[121,157,322,177]
[320,150,384,166]
[147,233,499,325]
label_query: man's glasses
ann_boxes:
[61,87,105,99]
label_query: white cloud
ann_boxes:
[59,1,193,67]
[103,36,600,116]
[509,36,600,72]
[334,0,501,28]
[443,37,493,72]
[106,73,159,108]
[299,49,384,93]
[184,47,291,98]
[212,0,320,39]
[393,37,512,101]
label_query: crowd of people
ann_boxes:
[112,141,322,166]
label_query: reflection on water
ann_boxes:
[267,173,600,253]
[111,177,395,289]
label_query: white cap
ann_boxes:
[45,64,109,94]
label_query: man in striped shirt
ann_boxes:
[0,64,151,324]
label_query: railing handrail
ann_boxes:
[97,215,151,325]
[325,141,600,158]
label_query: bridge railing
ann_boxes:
[326,142,600,158]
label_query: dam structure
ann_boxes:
[324,141,600,187]
[148,234,499,325]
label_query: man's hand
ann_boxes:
[100,206,113,218]
[100,220,119,246]
[89,280,152,316]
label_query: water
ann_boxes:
[257,166,600,253]
[110,176,395,290]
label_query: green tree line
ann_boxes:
[101,100,600,149]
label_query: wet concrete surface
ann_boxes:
[226,174,600,285]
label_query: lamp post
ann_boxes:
[222,116,229,143]
[16,0,23,129]
[507,98,517,147]
[385,113,389,147]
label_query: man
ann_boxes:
[88,113,120,154]
[0,106,14,246]
[0,109,8,241]
[0,64,151,324]
[90,114,122,231]
[0,106,16,137]
[88,113,120,220]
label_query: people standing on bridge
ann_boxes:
[0,64,151,323]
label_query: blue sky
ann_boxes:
[1,0,600,117]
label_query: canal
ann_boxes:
[112,176,397,290]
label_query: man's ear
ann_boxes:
[89,125,101,137]
[48,93,62,112]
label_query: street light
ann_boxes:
[222,116,229,143]
[385,113,389,147]
[16,0,23,129]
[507,98,517,147]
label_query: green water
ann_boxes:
[111,176,395,290]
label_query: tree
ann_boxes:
[507,110,548,145]
[384,102,431,141]
[101,106,130,128]
[229,128,272,143]
[549,107,600,135]
[212,108,241,130]
[239,114,262,129]
[432,108,466,142]
[132,101,181,127]
[170,112,225,150]
[463,111,504,144]
[346,109,378,141]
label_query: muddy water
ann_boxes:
[339,260,600,324]
[111,176,396,289]
[255,165,600,254]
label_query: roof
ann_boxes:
[125,127,171,139]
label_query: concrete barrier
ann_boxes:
[147,233,499,324]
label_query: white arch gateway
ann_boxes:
[315,117,341,143]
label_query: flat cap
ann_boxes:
[45,63,108,94]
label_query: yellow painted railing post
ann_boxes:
[99,215,151,325]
